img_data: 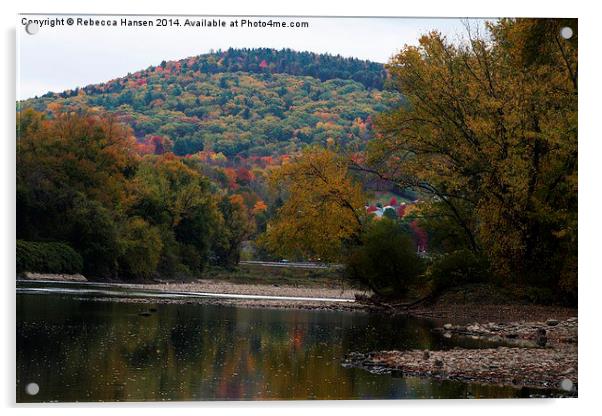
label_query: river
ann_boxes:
[17,281,550,402]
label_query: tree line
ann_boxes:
[17,109,254,279]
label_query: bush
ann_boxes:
[345,219,424,298]
[17,240,83,274]
[427,249,489,294]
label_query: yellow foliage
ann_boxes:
[259,147,366,261]
[371,19,577,291]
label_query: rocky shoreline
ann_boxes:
[343,317,578,395]
[432,317,578,347]
[342,346,577,395]
[77,295,366,312]
[18,274,367,311]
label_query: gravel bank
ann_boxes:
[136,279,366,300]
[343,346,577,394]
[19,272,87,282]
[343,317,578,394]
[433,317,578,347]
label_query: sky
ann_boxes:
[17,15,487,99]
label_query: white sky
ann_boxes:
[17,15,486,99]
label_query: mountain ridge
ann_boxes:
[20,48,400,159]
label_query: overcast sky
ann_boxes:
[17,15,487,99]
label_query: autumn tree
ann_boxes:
[17,109,138,277]
[366,19,577,300]
[260,147,366,261]
[128,154,221,277]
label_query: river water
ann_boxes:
[17,281,548,402]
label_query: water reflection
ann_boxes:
[17,293,537,402]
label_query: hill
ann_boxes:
[20,48,401,159]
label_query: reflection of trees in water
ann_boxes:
[17,295,525,402]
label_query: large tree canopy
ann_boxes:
[260,147,366,261]
[367,19,577,298]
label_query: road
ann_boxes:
[239,260,342,270]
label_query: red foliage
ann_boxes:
[389,197,398,206]
[366,205,378,213]
[223,167,238,190]
[134,135,172,156]
[259,59,269,69]
[236,167,255,185]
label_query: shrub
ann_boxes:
[345,219,424,297]
[427,249,489,294]
[17,240,83,274]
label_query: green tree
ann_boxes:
[345,219,424,297]
[118,217,163,279]
[212,194,255,268]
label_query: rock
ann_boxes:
[546,319,560,326]
[560,379,574,392]
[443,323,453,330]
[535,328,547,347]
[423,350,430,360]
[434,359,444,368]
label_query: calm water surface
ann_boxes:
[17,282,545,402]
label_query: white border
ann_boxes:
[2,1,598,415]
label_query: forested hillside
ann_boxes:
[17,48,402,280]
[20,48,399,158]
